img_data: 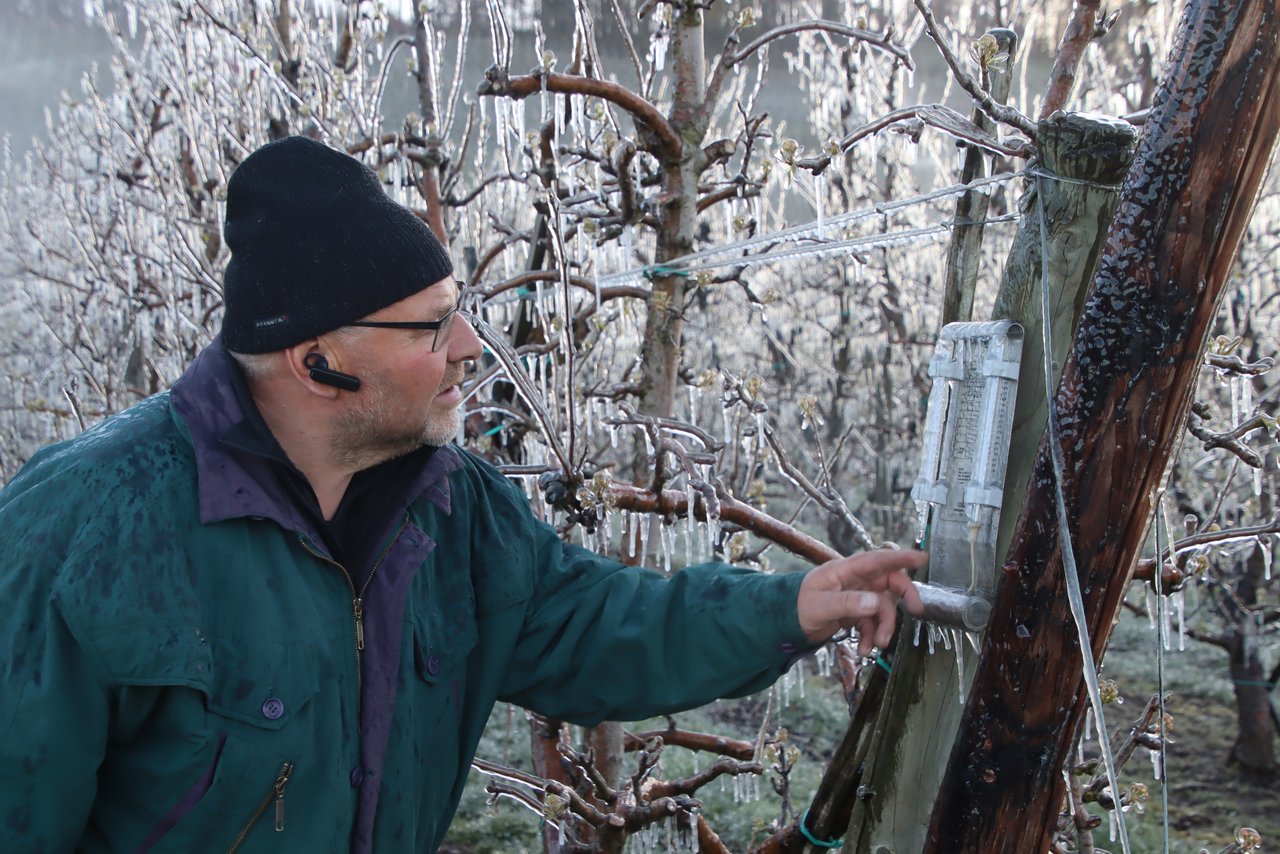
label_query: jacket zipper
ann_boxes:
[298,515,410,736]
[225,761,294,854]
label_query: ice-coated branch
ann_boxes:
[608,483,838,565]
[909,0,1038,139]
[727,19,913,69]
[647,756,764,799]
[1206,352,1277,375]
[795,103,1030,177]
[761,424,876,553]
[477,67,681,157]
[1188,404,1272,468]
[624,727,755,760]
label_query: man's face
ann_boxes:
[330,277,482,466]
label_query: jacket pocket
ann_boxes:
[88,626,321,852]
[204,637,320,732]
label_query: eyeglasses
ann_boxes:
[347,293,467,353]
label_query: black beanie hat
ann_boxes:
[220,136,453,353]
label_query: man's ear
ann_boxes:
[283,338,342,399]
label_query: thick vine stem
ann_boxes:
[910,0,1038,140]
[478,66,681,157]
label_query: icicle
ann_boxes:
[1175,589,1185,651]
[927,624,938,654]
[1161,591,1172,651]
[685,483,696,566]
[913,619,923,648]
[1109,807,1118,841]
[1145,584,1157,629]
[1264,535,1274,581]
[638,515,650,567]
[1084,707,1094,741]
[661,524,672,574]
[754,411,766,453]
[914,499,929,546]
[1149,748,1161,781]
[940,626,953,650]
[815,173,825,234]
[954,629,966,705]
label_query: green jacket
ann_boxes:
[0,343,811,852]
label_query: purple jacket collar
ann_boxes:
[168,338,462,537]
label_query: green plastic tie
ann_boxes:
[798,809,844,848]
[874,654,892,675]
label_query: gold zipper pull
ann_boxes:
[274,762,294,832]
[353,598,365,651]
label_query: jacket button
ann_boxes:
[261,697,285,720]
[350,767,364,788]
[426,655,441,676]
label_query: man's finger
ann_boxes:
[823,548,928,587]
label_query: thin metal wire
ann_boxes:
[1154,496,1171,853]
[1034,172,1131,854]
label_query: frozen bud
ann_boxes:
[582,218,598,234]
[541,50,557,72]
[589,99,605,120]
[732,213,750,232]
[744,375,763,399]
[761,287,778,304]
[824,139,841,156]
[1236,828,1263,852]
[698,369,718,389]
[856,16,867,29]
[418,1,429,14]
[1211,334,1242,355]
[525,132,539,148]
[1186,553,1210,575]
[738,7,757,28]
[695,270,713,286]
[1098,679,1120,704]
[541,793,568,820]
[779,138,799,157]
[787,745,801,765]
[1127,782,1148,803]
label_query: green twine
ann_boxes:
[874,654,892,675]
[798,809,844,848]
[641,265,692,280]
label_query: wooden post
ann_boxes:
[941,28,1017,326]
[926,0,1280,848]
[834,112,1135,854]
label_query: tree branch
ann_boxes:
[728,20,913,69]
[478,67,681,157]
[909,0,1038,139]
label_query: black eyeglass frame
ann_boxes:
[346,288,468,352]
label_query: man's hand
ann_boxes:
[797,548,927,653]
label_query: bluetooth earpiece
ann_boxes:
[304,353,362,392]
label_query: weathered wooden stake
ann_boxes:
[926,0,1280,848]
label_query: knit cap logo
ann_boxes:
[255,316,287,328]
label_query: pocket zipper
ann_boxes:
[225,761,294,853]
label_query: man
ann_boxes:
[0,136,924,852]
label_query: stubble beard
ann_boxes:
[332,370,463,468]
